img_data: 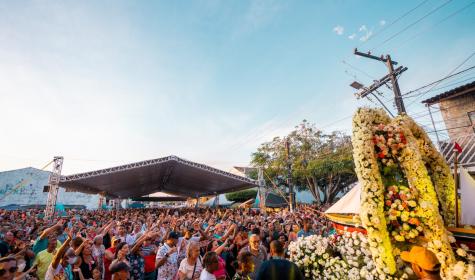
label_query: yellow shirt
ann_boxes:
[33,249,57,280]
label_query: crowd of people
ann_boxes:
[0,206,331,280]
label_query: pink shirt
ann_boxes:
[212,256,226,278]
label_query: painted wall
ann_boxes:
[0,167,99,209]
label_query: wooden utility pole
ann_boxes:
[454,148,460,228]
[285,138,294,212]
[353,49,408,115]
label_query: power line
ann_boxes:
[404,76,475,100]
[406,51,475,107]
[342,60,377,80]
[426,124,472,134]
[403,65,475,97]
[370,0,454,52]
[354,0,430,48]
[410,99,475,120]
[395,1,475,50]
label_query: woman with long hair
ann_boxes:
[76,240,97,280]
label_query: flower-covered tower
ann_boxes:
[352,108,457,276]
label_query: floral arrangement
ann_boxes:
[288,234,349,279]
[394,116,456,227]
[289,231,410,280]
[352,108,396,275]
[351,108,468,278]
[372,123,424,243]
[385,185,423,242]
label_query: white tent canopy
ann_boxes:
[325,183,361,215]
[460,167,475,226]
[203,194,233,207]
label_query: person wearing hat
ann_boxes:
[156,231,179,280]
[104,236,120,280]
[401,246,442,280]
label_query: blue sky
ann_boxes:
[1,0,474,174]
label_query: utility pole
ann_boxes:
[258,167,266,212]
[353,49,407,115]
[453,146,460,228]
[285,138,294,212]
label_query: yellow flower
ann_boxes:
[394,235,405,242]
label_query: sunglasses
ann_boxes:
[0,267,18,276]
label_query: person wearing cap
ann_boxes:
[104,236,120,280]
[155,232,179,280]
[401,246,442,280]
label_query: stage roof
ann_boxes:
[59,156,257,198]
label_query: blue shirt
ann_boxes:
[297,229,314,238]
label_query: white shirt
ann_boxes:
[199,269,216,280]
[126,231,143,245]
[156,243,178,280]
[45,264,63,280]
[179,258,202,280]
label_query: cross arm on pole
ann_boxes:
[355,66,407,98]
[354,48,398,65]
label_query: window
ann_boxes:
[468,111,475,133]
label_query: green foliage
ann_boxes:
[251,120,357,205]
[225,189,258,202]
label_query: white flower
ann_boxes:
[448,235,456,243]
[460,243,469,251]
[457,248,468,257]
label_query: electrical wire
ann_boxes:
[395,2,475,50]
[370,0,454,52]
[402,66,475,97]
[350,0,430,52]
[342,60,377,80]
[406,51,475,108]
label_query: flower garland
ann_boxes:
[395,116,456,227]
[352,108,396,275]
[372,123,424,243]
[352,108,462,278]
[391,115,456,275]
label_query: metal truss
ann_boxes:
[60,155,257,185]
[44,156,64,221]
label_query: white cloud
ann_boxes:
[333,25,344,35]
[348,33,356,40]
[359,25,367,32]
[234,0,283,38]
[380,20,386,26]
[359,30,373,42]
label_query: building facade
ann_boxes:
[0,167,100,209]
[423,81,475,171]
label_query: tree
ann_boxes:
[225,189,258,202]
[251,120,356,205]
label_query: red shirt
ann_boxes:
[103,247,116,280]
